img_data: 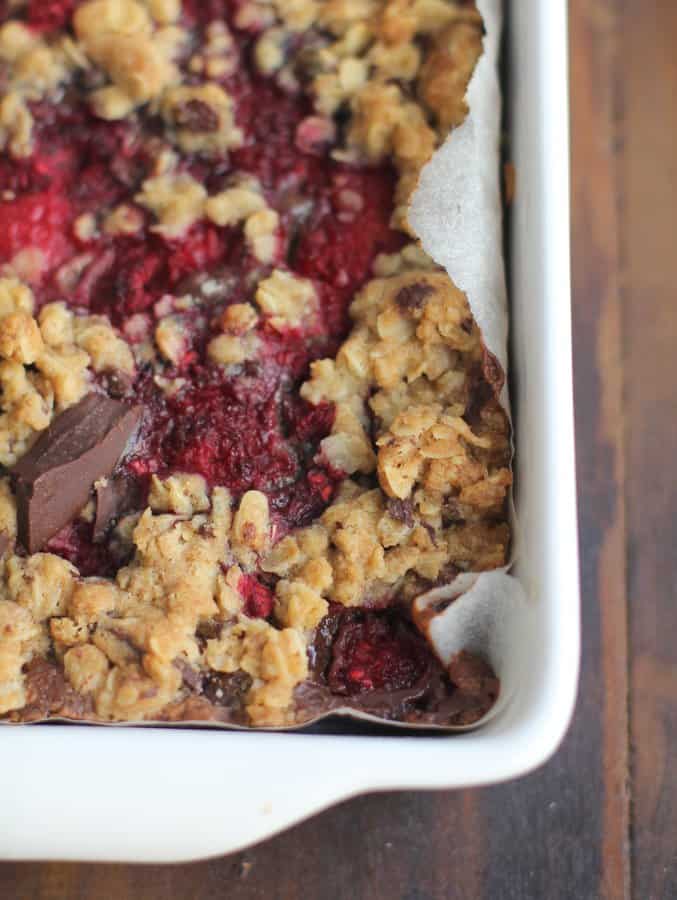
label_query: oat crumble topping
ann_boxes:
[0,0,507,728]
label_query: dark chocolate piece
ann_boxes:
[99,369,135,399]
[394,282,433,312]
[174,658,205,693]
[293,681,338,719]
[196,618,225,650]
[308,606,343,680]
[386,497,415,527]
[203,670,253,711]
[11,393,142,554]
[16,657,93,722]
[93,473,144,542]
[481,343,505,396]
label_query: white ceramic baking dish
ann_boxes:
[0,0,577,863]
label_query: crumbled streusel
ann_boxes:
[0,0,508,728]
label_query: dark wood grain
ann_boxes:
[622,3,677,899]
[0,0,647,896]
[482,4,629,899]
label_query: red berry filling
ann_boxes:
[238,574,274,619]
[328,611,433,696]
[45,519,119,579]
[26,0,77,32]
[0,3,402,571]
[0,189,75,275]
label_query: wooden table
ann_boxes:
[1,1,673,896]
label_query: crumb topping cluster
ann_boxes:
[0,0,508,727]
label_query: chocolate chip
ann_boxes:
[11,393,143,554]
[443,497,465,523]
[93,473,144,542]
[77,66,107,92]
[100,369,134,399]
[23,657,67,712]
[422,521,436,543]
[196,618,224,651]
[174,658,204,693]
[203,670,253,709]
[482,344,505,395]
[175,99,219,132]
[387,497,415,527]
[394,282,433,312]
[308,606,343,680]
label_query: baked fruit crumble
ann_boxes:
[0,0,510,728]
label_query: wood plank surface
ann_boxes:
[0,0,656,896]
[622,3,677,899]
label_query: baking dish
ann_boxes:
[0,0,577,863]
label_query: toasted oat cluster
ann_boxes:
[0,0,508,728]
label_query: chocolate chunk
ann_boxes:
[443,496,466,523]
[100,369,134,399]
[481,344,505,395]
[293,680,336,718]
[175,99,219,132]
[174,658,205,693]
[394,282,433,312]
[463,352,502,428]
[196,618,224,651]
[203,670,253,710]
[11,393,142,554]
[386,497,415,527]
[22,657,67,714]
[17,657,93,722]
[308,606,343,680]
[93,473,144,542]
[345,679,433,719]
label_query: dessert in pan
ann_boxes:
[0,0,511,728]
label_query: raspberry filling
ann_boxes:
[328,610,433,696]
[238,574,274,619]
[25,0,78,32]
[1,4,403,566]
